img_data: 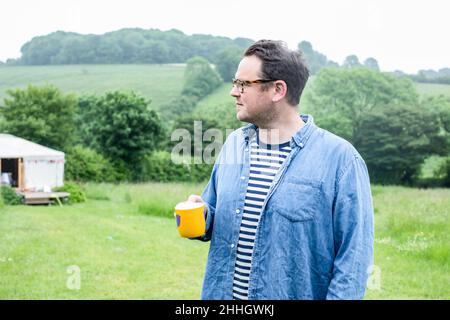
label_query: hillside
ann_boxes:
[2,65,450,113]
[0,64,186,111]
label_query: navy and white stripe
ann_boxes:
[232,133,292,300]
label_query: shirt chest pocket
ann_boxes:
[270,178,322,222]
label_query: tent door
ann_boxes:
[0,158,22,188]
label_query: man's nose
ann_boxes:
[230,85,240,97]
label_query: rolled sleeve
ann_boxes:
[190,163,218,242]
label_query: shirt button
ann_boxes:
[245,148,249,152]
[299,143,304,148]
[241,176,245,180]
[231,244,235,248]
[236,209,240,214]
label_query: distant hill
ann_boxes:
[10,28,254,66]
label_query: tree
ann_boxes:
[419,95,450,185]
[363,57,380,71]
[20,31,65,65]
[354,104,447,185]
[0,84,75,151]
[304,67,419,142]
[434,157,450,187]
[215,46,242,82]
[159,57,223,122]
[297,41,336,74]
[343,55,361,68]
[182,56,223,98]
[77,91,163,172]
[160,95,199,120]
[65,145,120,183]
[17,28,253,65]
[420,95,450,145]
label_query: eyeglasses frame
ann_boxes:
[232,78,276,93]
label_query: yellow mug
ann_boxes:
[174,201,206,238]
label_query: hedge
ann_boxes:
[65,145,122,183]
[140,151,213,182]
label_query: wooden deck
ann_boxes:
[16,191,70,205]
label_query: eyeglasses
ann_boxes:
[232,78,276,93]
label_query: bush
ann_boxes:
[355,104,445,185]
[65,146,121,183]
[53,182,86,204]
[76,91,164,167]
[434,157,450,187]
[0,191,4,209]
[140,151,213,183]
[0,186,23,205]
[182,56,222,99]
[415,177,445,189]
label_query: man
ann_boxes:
[186,40,374,300]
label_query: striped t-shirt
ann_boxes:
[232,132,292,300]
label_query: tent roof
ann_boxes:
[0,134,64,158]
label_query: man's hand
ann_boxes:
[187,194,205,205]
[186,195,207,216]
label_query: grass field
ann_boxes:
[0,64,185,111]
[0,183,448,299]
[0,182,207,299]
[415,82,450,97]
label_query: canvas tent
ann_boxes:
[0,134,64,191]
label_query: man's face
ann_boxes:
[230,55,274,125]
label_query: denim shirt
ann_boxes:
[197,114,374,300]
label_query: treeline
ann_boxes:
[408,68,450,84]
[298,41,450,84]
[5,28,253,66]
[3,28,449,85]
[298,41,380,74]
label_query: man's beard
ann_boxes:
[247,102,278,128]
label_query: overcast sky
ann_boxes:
[1,0,449,73]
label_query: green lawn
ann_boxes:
[0,182,208,299]
[0,183,448,299]
[0,64,185,111]
[365,185,449,299]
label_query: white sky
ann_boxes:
[0,0,449,73]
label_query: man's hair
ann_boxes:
[244,40,310,106]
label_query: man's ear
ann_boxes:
[272,80,287,103]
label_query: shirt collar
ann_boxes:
[242,114,317,149]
